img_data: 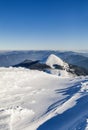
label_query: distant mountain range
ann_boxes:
[0,51,88,70]
[13,54,88,76]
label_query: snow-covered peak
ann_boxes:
[46,54,68,68]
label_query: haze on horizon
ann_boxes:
[0,0,88,50]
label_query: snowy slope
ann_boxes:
[46,54,68,68]
[46,54,88,77]
[46,54,71,77]
[0,67,88,130]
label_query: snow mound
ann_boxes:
[81,82,88,92]
[46,54,68,68]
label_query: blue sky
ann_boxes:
[0,0,88,50]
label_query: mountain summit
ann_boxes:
[13,54,88,77]
[46,54,69,69]
[46,54,88,77]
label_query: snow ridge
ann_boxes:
[46,54,68,68]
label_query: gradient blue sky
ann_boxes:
[0,0,88,50]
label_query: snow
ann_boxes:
[6,106,35,130]
[49,69,71,77]
[85,119,88,130]
[46,54,68,68]
[0,67,88,130]
[81,82,88,92]
[46,54,72,77]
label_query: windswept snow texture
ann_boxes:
[0,67,88,130]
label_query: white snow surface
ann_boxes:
[81,82,88,92]
[0,67,88,130]
[85,119,88,130]
[46,54,72,77]
[46,54,68,68]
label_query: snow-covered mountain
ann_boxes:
[0,51,88,130]
[0,50,88,70]
[46,54,68,68]
[13,54,88,77]
[45,54,71,77]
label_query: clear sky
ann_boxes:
[0,0,88,50]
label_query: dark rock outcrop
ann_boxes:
[68,64,88,76]
[13,60,51,71]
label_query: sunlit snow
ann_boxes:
[0,67,88,130]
